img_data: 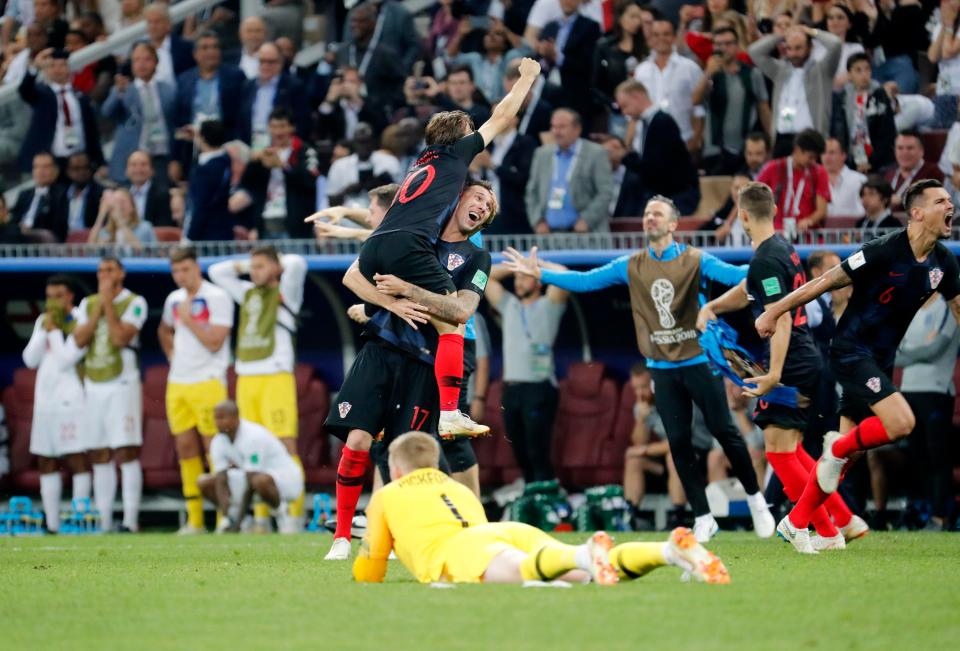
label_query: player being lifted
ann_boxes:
[352,56,542,439]
[209,247,308,532]
[352,432,730,586]
[159,247,234,535]
[697,182,866,553]
[754,179,960,552]
[22,275,91,533]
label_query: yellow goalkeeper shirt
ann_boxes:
[352,467,488,583]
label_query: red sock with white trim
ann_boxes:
[831,417,892,458]
[436,333,464,413]
[766,451,838,537]
[334,447,370,539]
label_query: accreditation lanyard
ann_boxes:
[782,157,806,220]
[552,141,580,186]
[349,12,385,77]
[891,163,922,199]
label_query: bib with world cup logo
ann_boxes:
[236,286,281,362]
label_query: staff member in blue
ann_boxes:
[504,195,776,542]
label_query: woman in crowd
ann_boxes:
[88,188,156,251]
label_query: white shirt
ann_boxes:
[22,186,50,228]
[325,151,401,206]
[49,82,86,158]
[827,166,867,217]
[633,51,705,142]
[162,281,234,384]
[2,48,30,86]
[240,50,260,80]
[264,146,293,220]
[154,35,175,86]
[775,65,814,134]
[525,0,603,29]
[207,255,307,376]
[933,24,960,95]
[76,289,148,385]
[22,309,85,411]
[210,419,299,476]
[130,180,152,220]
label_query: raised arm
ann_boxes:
[502,247,629,293]
[305,205,374,228]
[747,34,783,80]
[699,251,749,287]
[477,58,541,146]
[208,259,253,304]
[756,264,852,338]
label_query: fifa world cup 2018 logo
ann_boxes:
[650,278,676,329]
[245,293,263,336]
[92,319,110,364]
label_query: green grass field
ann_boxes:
[1,531,958,651]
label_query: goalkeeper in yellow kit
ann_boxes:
[352,432,730,585]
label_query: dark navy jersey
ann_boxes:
[834,229,960,368]
[746,235,821,384]
[368,132,485,242]
[368,237,491,364]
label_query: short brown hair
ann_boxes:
[388,431,441,472]
[251,245,280,263]
[464,178,499,228]
[169,245,197,264]
[425,110,474,146]
[368,183,399,211]
[738,182,775,222]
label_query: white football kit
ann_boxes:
[210,419,304,502]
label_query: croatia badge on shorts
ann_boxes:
[447,253,465,270]
[929,267,943,290]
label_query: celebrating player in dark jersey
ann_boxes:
[353,57,541,440]
[698,182,864,553]
[755,179,960,553]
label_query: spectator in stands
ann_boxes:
[824,137,866,218]
[599,134,643,219]
[175,31,246,146]
[894,293,960,530]
[275,36,305,80]
[742,132,770,180]
[436,65,492,127]
[884,131,945,210]
[695,26,772,175]
[929,3,960,129]
[750,24,842,157]
[186,120,235,242]
[341,0,421,74]
[126,150,174,228]
[504,57,555,138]
[234,15,267,80]
[427,0,461,59]
[523,0,606,46]
[76,11,107,45]
[66,19,115,104]
[239,41,310,148]
[2,21,47,86]
[0,195,27,244]
[326,122,399,208]
[102,43,176,185]
[756,128,831,234]
[333,2,408,119]
[829,53,897,174]
[448,17,516,104]
[63,151,104,234]
[536,0,601,123]
[469,115,537,235]
[143,3,194,86]
[484,263,570,484]
[633,18,704,153]
[117,0,146,35]
[865,0,928,94]
[709,173,752,246]
[11,152,67,241]
[856,177,900,240]
[232,107,319,240]
[1,0,35,50]
[18,48,104,175]
[33,0,67,49]
[592,0,647,123]
[615,79,700,215]
[621,362,671,524]
[316,65,384,143]
[814,3,865,91]
[526,108,613,233]
[88,188,157,251]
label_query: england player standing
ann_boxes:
[755,179,960,552]
[22,275,90,533]
[158,246,234,535]
[72,256,148,532]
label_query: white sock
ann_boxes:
[574,543,592,571]
[746,492,769,511]
[120,460,142,531]
[39,472,62,532]
[93,463,117,531]
[72,472,92,501]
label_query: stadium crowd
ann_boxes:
[0,0,958,537]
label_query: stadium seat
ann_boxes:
[153,226,182,242]
[694,176,733,218]
[921,130,948,165]
[552,362,619,489]
[610,217,643,233]
[3,385,39,491]
[675,217,706,231]
[474,380,507,487]
[140,419,180,489]
[66,229,91,244]
[297,376,336,488]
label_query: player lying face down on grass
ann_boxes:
[753,179,960,551]
[351,431,731,585]
[197,401,304,533]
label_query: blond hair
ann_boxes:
[106,188,141,239]
[388,432,441,472]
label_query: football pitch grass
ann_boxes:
[1,531,958,651]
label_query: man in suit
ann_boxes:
[230,15,268,80]
[175,31,246,142]
[857,177,901,240]
[102,43,177,185]
[234,107,320,240]
[341,0,421,75]
[536,0,601,123]
[143,3,195,86]
[63,152,104,233]
[599,135,643,219]
[615,80,701,216]
[186,120,234,242]
[525,108,613,233]
[17,48,104,175]
[470,115,538,235]
[126,150,174,228]
[315,64,385,143]
[238,42,310,148]
[12,152,68,241]
[883,130,944,210]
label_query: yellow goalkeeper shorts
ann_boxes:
[166,379,227,436]
[439,522,558,583]
[236,373,298,438]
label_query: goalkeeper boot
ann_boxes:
[585,531,618,586]
[667,527,730,584]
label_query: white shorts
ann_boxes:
[30,399,86,458]
[84,379,143,450]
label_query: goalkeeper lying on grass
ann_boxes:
[352,432,730,585]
